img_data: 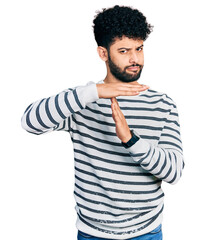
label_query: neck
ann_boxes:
[104,73,120,84]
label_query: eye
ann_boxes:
[137,47,143,52]
[119,50,128,54]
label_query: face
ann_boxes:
[107,37,144,83]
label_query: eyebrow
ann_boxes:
[118,44,144,51]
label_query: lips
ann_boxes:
[127,66,140,71]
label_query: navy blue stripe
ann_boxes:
[155,149,167,177]
[131,125,162,131]
[64,91,75,113]
[76,110,114,126]
[71,129,122,146]
[24,103,32,114]
[75,168,160,189]
[161,152,173,180]
[87,105,170,113]
[75,183,164,203]
[79,207,149,224]
[74,149,139,167]
[55,94,66,119]
[75,174,161,194]
[73,89,83,109]
[75,202,150,218]
[147,89,158,94]
[45,98,59,125]
[75,163,154,179]
[71,115,114,136]
[131,146,152,162]
[168,153,177,184]
[164,126,180,135]
[26,109,43,133]
[127,115,169,123]
[75,195,156,213]
[170,111,178,117]
[165,118,180,127]
[148,150,161,172]
[53,123,59,130]
[160,133,182,143]
[116,98,176,108]
[121,107,170,113]
[158,141,183,151]
[72,138,144,158]
[145,151,165,177]
[57,120,66,131]
[36,99,50,129]
[141,92,165,98]
[26,130,42,135]
[68,116,71,132]
[141,148,157,168]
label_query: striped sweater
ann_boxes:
[21,79,185,239]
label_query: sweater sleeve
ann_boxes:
[123,101,185,185]
[21,81,99,135]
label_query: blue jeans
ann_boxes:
[77,224,162,240]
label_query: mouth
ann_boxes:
[126,66,140,72]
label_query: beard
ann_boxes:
[108,54,143,83]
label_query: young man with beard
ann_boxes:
[21,5,184,240]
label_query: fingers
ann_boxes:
[111,98,119,121]
[118,83,149,90]
[117,83,149,96]
[111,97,123,121]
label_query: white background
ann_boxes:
[0,0,205,239]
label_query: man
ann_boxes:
[21,5,184,240]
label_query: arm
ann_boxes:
[125,105,184,184]
[21,81,99,135]
[21,81,149,135]
[111,97,185,185]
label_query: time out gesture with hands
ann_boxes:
[96,81,149,143]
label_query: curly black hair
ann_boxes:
[93,5,153,49]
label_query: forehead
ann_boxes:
[110,36,144,50]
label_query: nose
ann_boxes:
[129,52,139,64]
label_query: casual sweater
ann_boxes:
[21,79,185,239]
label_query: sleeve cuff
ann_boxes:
[76,81,99,107]
[123,129,150,155]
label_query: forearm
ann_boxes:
[125,132,184,184]
[21,81,99,134]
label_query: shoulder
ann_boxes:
[143,89,180,118]
[144,88,177,109]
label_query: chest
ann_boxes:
[71,97,168,147]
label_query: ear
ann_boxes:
[97,46,108,62]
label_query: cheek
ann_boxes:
[113,55,127,69]
[140,53,144,64]
[119,56,131,67]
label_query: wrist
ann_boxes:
[96,84,103,98]
[122,130,140,148]
[122,130,133,143]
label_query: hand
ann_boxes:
[97,82,149,99]
[111,97,132,143]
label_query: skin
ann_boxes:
[96,36,149,143]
